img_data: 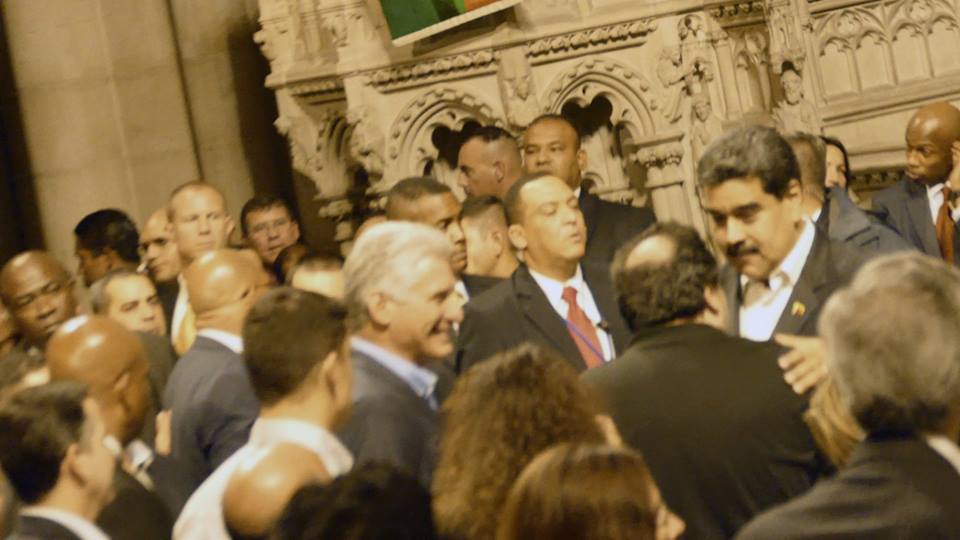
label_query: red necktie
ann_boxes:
[937,186,955,263]
[562,286,604,368]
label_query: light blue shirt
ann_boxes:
[351,337,439,410]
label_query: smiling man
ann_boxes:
[456,173,630,373]
[338,221,463,487]
[698,126,867,344]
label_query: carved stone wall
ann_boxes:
[258,0,960,243]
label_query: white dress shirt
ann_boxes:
[927,182,960,224]
[739,220,816,342]
[925,433,960,476]
[20,507,109,540]
[528,265,615,362]
[196,328,244,354]
[174,418,353,540]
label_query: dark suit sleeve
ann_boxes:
[338,398,424,475]
[456,304,510,374]
[200,368,258,470]
[97,469,173,540]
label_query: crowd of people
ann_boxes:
[0,100,959,540]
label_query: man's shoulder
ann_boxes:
[872,178,913,205]
[589,194,656,224]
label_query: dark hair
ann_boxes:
[612,223,719,330]
[240,195,297,236]
[89,269,151,314]
[783,132,827,200]
[498,444,659,540]
[271,463,437,540]
[287,252,344,286]
[0,351,44,399]
[73,209,140,265]
[243,287,348,406]
[0,381,90,504]
[460,195,505,222]
[502,172,554,225]
[385,177,453,220]
[820,135,852,187]
[272,244,314,285]
[526,114,582,149]
[697,125,800,199]
[461,125,514,147]
[433,343,604,540]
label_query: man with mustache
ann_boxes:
[872,102,960,264]
[699,126,867,393]
[456,173,630,373]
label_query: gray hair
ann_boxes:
[343,221,452,331]
[783,132,827,202]
[819,252,960,434]
[89,269,151,313]
[697,125,800,199]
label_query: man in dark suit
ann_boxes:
[459,195,517,297]
[0,382,115,540]
[738,252,960,539]
[699,126,868,394]
[871,102,960,264]
[338,222,464,487]
[583,223,824,540]
[457,174,631,373]
[163,249,267,494]
[521,114,656,266]
[46,316,188,534]
[72,209,141,288]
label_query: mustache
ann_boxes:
[726,242,759,259]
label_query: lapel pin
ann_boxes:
[791,301,806,317]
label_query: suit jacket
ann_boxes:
[97,466,172,540]
[155,279,179,333]
[736,434,960,539]
[135,332,176,445]
[456,263,631,374]
[337,350,439,488]
[871,177,960,263]
[583,324,824,540]
[820,187,914,254]
[460,273,504,298]
[9,515,82,540]
[720,229,869,337]
[580,190,656,265]
[162,336,259,494]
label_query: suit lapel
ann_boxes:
[582,263,630,351]
[905,180,941,256]
[774,231,829,335]
[579,190,600,247]
[513,266,586,370]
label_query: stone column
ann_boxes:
[634,135,707,234]
[1,0,200,262]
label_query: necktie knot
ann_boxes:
[562,286,579,305]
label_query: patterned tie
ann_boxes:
[561,286,603,368]
[936,185,955,263]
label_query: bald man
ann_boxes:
[47,316,175,540]
[162,249,267,493]
[457,126,523,199]
[0,251,78,355]
[873,102,960,263]
[140,207,182,327]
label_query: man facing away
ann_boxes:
[738,252,960,539]
[73,209,141,288]
[175,288,353,539]
[456,125,523,199]
[582,223,824,540]
[338,222,463,487]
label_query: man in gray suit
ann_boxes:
[162,249,268,493]
[338,222,464,487]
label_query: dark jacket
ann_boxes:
[819,186,914,254]
[97,466,172,540]
[583,324,824,540]
[580,190,656,266]
[871,177,960,264]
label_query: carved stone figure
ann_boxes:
[690,93,723,163]
[346,106,385,177]
[772,67,820,133]
[498,48,541,130]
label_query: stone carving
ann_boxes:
[498,48,541,130]
[766,0,807,71]
[772,65,820,133]
[346,106,386,177]
[526,19,657,59]
[368,51,498,90]
[708,0,765,20]
[275,114,322,187]
[656,46,715,124]
[731,27,773,112]
[690,93,723,163]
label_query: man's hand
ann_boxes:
[155,410,172,456]
[774,333,827,395]
[947,141,960,195]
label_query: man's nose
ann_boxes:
[725,219,746,245]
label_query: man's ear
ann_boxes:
[507,224,527,252]
[493,161,506,182]
[701,284,729,331]
[366,291,393,327]
[783,178,805,222]
[490,230,505,258]
[291,220,301,242]
[224,215,236,239]
[577,148,588,172]
[62,442,85,485]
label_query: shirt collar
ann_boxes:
[197,328,244,354]
[925,433,960,476]
[249,418,353,477]
[351,337,438,403]
[928,182,947,200]
[20,507,110,540]
[528,265,585,299]
[739,219,815,291]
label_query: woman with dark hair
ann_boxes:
[821,135,852,191]
[497,443,685,540]
[432,344,610,540]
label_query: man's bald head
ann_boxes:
[184,249,267,333]
[905,102,960,185]
[46,315,151,444]
[0,252,77,347]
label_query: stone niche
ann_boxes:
[257,0,960,246]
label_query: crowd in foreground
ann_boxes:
[0,102,959,540]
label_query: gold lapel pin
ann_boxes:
[791,301,806,317]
